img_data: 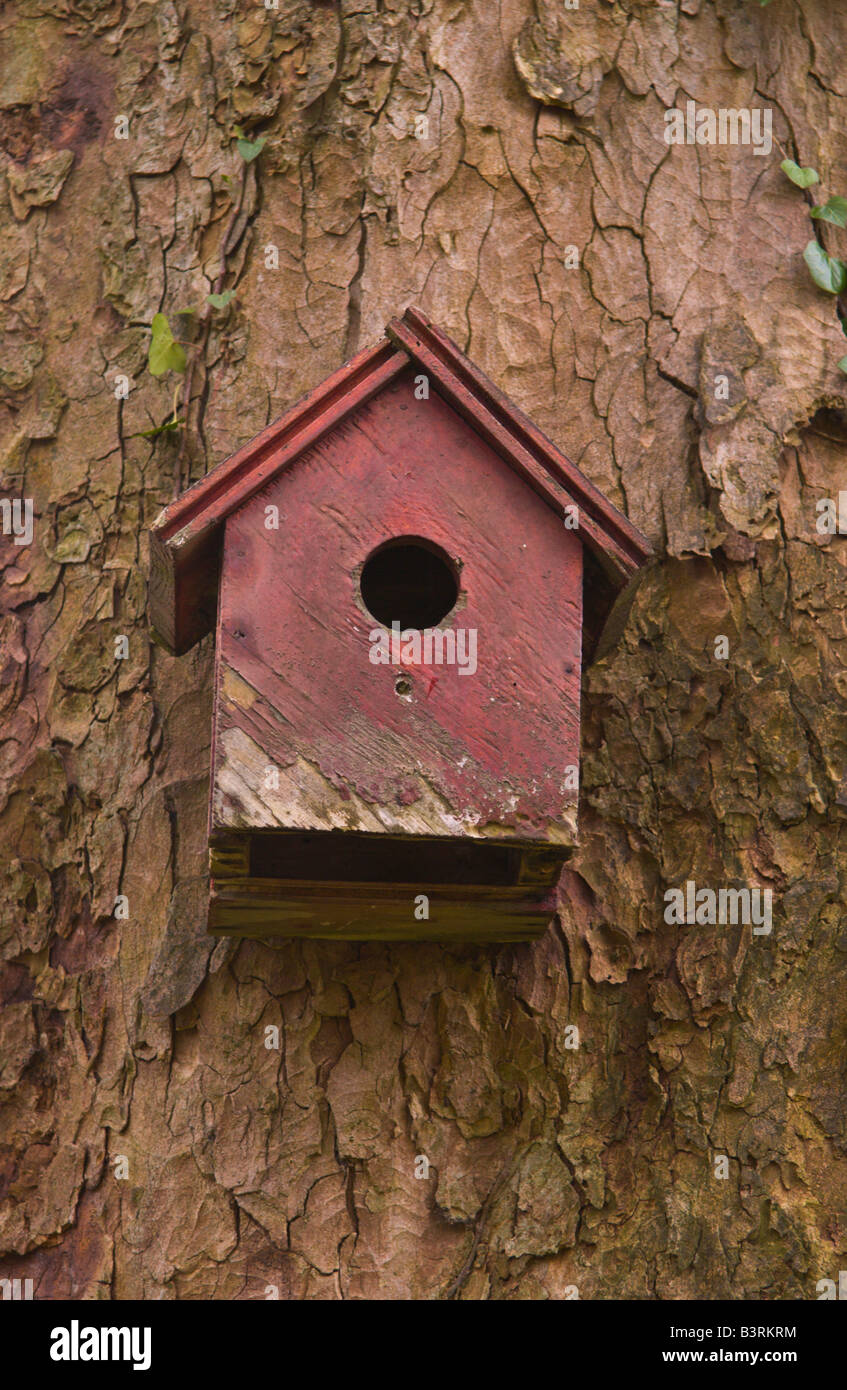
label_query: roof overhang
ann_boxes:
[149,306,652,656]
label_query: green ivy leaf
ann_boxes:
[139,419,183,438]
[128,418,184,439]
[236,134,266,163]
[803,241,847,294]
[781,159,820,189]
[148,313,187,376]
[810,195,847,228]
[838,356,847,375]
[207,290,235,310]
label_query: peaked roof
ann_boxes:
[149,306,652,655]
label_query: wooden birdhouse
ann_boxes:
[148,308,651,941]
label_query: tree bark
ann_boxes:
[1,0,846,1300]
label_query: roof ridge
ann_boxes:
[393,307,651,573]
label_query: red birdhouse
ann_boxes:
[148,308,651,941]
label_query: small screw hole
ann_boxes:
[395,676,411,697]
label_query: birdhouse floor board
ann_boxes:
[208,879,556,941]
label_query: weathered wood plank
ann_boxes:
[208,878,557,940]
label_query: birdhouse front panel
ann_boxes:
[211,365,583,854]
[149,307,652,941]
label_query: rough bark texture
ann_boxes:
[2,0,846,1300]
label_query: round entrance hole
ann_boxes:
[360,537,459,629]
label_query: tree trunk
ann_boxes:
[1,0,846,1300]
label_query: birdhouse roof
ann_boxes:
[149,306,652,655]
